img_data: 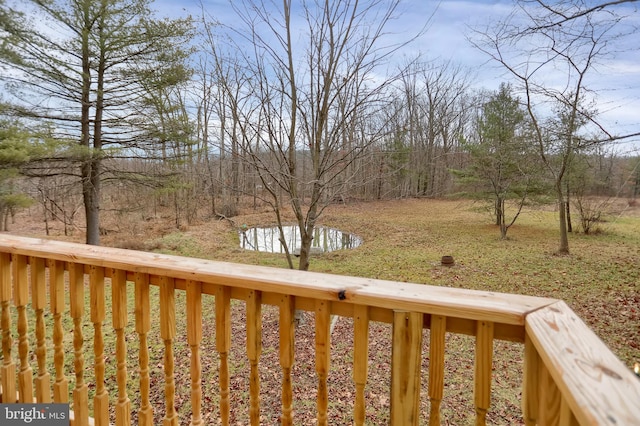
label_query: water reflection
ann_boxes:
[239,225,362,254]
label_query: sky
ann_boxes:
[154,0,639,152]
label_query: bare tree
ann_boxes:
[204,0,427,270]
[470,0,638,253]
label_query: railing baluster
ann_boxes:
[215,285,231,426]
[30,256,50,403]
[315,300,331,426]
[160,275,178,426]
[247,289,262,425]
[69,262,88,425]
[522,333,539,426]
[13,255,33,403]
[186,280,204,426]
[49,260,68,403]
[429,315,446,426]
[135,272,154,425]
[90,265,109,425]
[353,305,369,426]
[112,269,131,425]
[538,362,561,424]
[391,311,422,425]
[0,252,15,403]
[474,320,494,426]
[279,295,295,426]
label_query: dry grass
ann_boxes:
[8,197,639,425]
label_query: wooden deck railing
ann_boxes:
[0,235,638,425]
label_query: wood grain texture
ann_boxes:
[391,311,423,426]
[279,295,295,426]
[429,315,446,426]
[247,289,262,426]
[315,299,331,426]
[215,285,231,426]
[474,320,494,426]
[0,235,553,325]
[526,301,640,425]
[522,334,539,426]
[353,305,369,426]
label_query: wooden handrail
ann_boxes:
[525,301,640,425]
[0,234,638,425]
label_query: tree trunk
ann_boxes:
[1,208,7,231]
[557,191,570,254]
[499,198,507,239]
[495,197,503,226]
[565,197,573,233]
[80,4,99,245]
[82,159,101,245]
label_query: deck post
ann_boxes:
[353,305,369,426]
[391,311,423,425]
[474,320,494,426]
[428,315,446,426]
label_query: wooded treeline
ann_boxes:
[1,0,639,263]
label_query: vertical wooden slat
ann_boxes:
[160,276,178,426]
[30,256,50,403]
[135,272,153,426]
[186,280,204,426]
[391,311,423,426]
[90,265,108,425]
[215,285,231,426]
[315,300,331,426]
[247,289,262,425]
[429,315,446,426]
[14,255,33,403]
[0,252,15,403]
[522,333,540,426]
[559,397,579,426]
[112,269,131,426]
[353,305,369,426]
[279,295,295,426]
[69,262,88,426]
[49,260,68,403]
[474,320,494,426]
[538,362,561,425]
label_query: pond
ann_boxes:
[239,225,362,254]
